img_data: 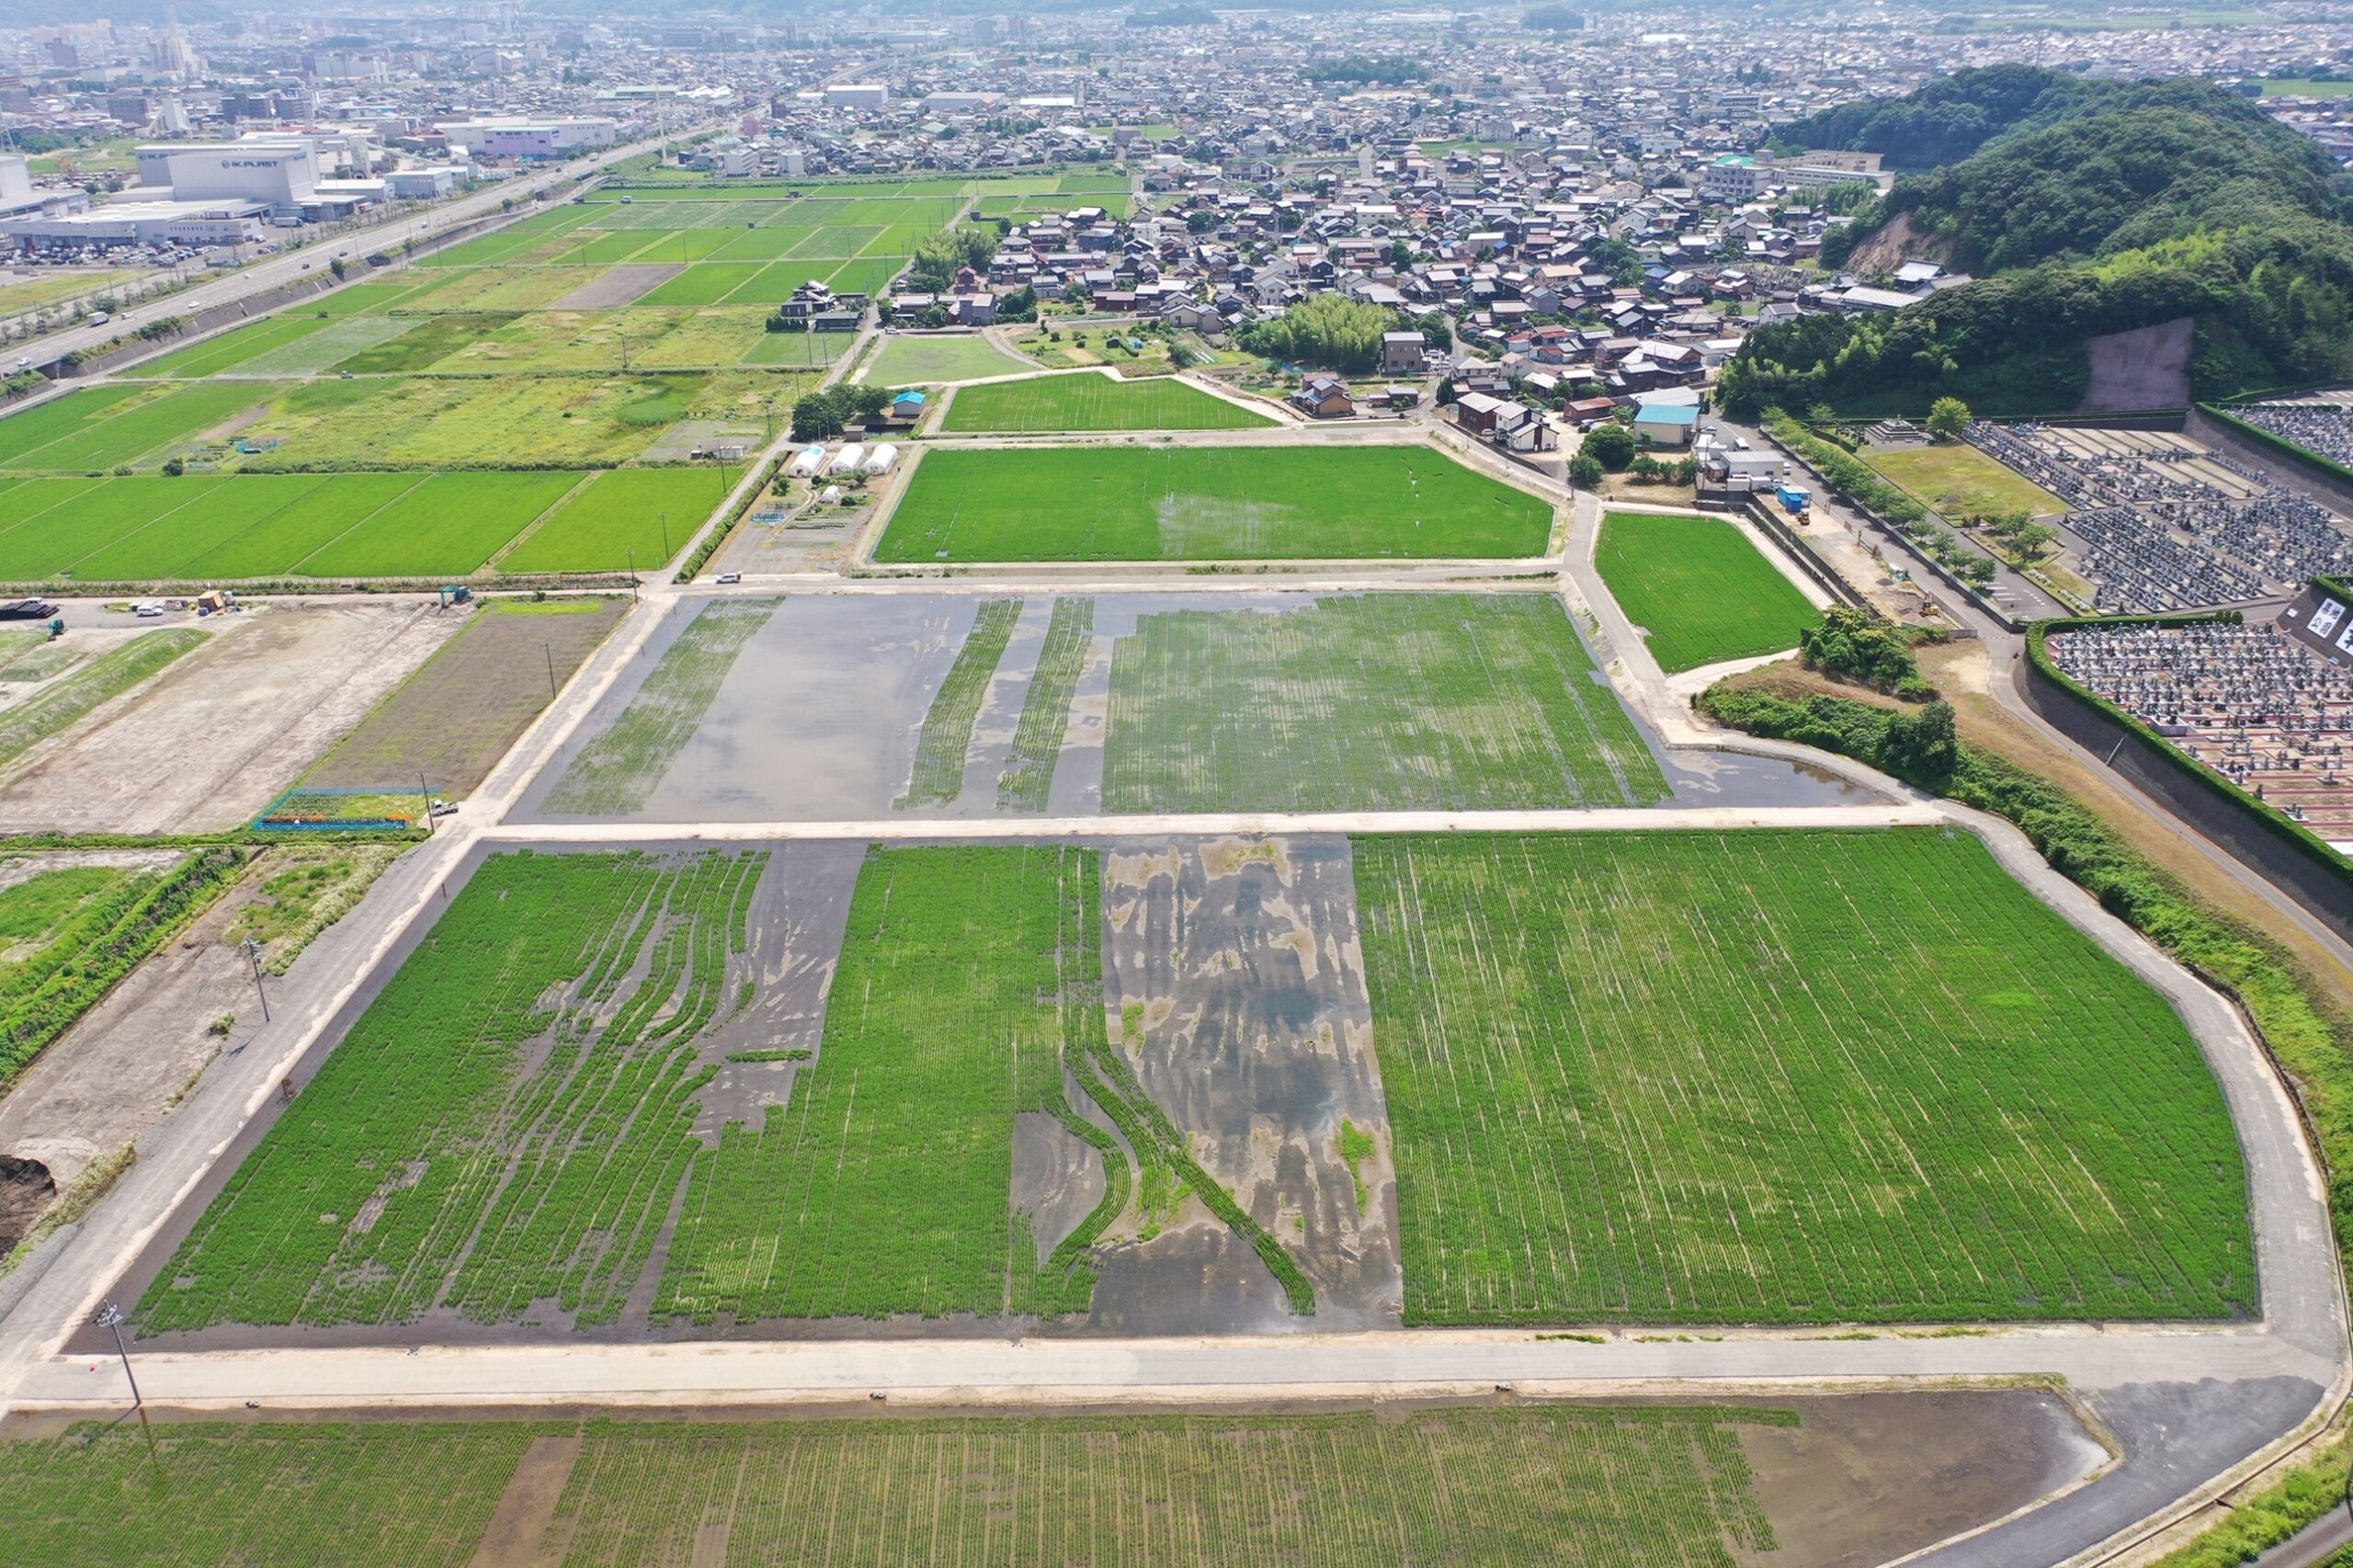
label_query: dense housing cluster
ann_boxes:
[2048,619,2353,842]
[1969,421,2353,611]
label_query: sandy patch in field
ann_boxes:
[0,602,461,834]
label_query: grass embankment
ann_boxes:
[0,849,244,1088]
[1595,511,1824,674]
[1357,828,2250,1325]
[876,445,1553,562]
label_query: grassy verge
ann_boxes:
[224,845,405,974]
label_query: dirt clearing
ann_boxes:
[1738,1388,2103,1566]
[0,603,460,833]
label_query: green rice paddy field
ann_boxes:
[875,445,1557,561]
[942,371,1276,431]
[134,842,1112,1331]
[1356,829,2252,1325]
[1595,511,1824,673]
[1102,594,1667,812]
[129,822,2245,1337]
[7,1404,1782,1567]
[0,465,722,581]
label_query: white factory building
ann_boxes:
[134,142,319,212]
[437,118,618,158]
[824,84,888,110]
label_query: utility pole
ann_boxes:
[627,546,639,601]
[544,641,558,700]
[660,511,670,562]
[239,937,270,1023]
[94,1302,155,1458]
[417,771,433,834]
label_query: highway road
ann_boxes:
[18,122,711,371]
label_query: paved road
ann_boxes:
[22,126,707,372]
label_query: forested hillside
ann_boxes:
[1724,69,2353,417]
[1770,62,2098,170]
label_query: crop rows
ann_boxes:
[1102,594,1668,812]
[1354,829,2254,1324]
[137,848,767,1331]
[304,598,627,797]
[545,597,778,816]
[3,1421,536,1567]
[895,597,1022,809]
[655,844,1100,1322]
[498,466,729,574]
[1594,511,1825,675]
[541,1404,1784,1566]
[996,596,1094,812]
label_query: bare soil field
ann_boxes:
[0,604,460,834]
[550,264,678,309]
[304,597,626,798]
[1736,1389,2104,1567]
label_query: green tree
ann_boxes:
[1881,701,1959,779]
[1568,451,1605,489]
[1926,396,1971,440]
[1580,422,1636,471]
[1236,293,1400,373]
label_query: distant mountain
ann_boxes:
[1722,72,2353,417]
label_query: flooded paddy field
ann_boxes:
[514,590,1879,824]
[101,834,1401,1349]
[117,823,2164,1355]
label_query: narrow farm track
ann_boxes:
[0,460,2344,1568]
